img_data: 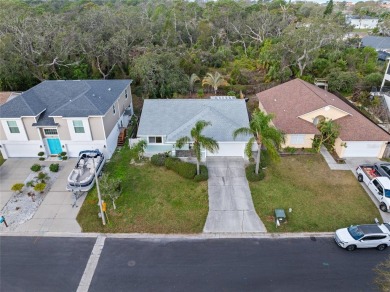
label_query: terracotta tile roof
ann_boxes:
[257,79,390,142]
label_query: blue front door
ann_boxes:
[47,138,62,155]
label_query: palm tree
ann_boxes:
[189,73,200,96]
[233,109,285,174]
[202,72,229,94]
[176,120,219,175]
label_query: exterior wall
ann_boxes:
[349,18,378,29]
[0,122,7,141]
[0,141,41,159]
[334,137,346,158]
[282,134,315,148]
[59,140,106,158]
[336,139,387,158]
[53,117,71,140]
[66,118,92,141]
[102,84,133,137]
[89,117,105,140]
[206,142,247,159]
[299,106,349,123]
[22,117,40,140]
[0,119,28,141]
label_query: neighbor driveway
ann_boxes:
[0,158,85,233]
[204,157,267,233]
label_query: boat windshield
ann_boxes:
[347,226,364,240]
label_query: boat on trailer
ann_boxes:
[66,150,106,192]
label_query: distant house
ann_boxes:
[361,36,390,52]
[347,16,379,29]
[257,79,390,158]
[0,80,133,159]
[136,99,252,160]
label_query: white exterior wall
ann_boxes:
[0,119,28,141]
[105,112,131,159]
[66,118,92,141]
[60,140,106,158]
[342,141,385,158]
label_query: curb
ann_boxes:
[0,231,334,239]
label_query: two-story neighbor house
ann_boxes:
[0,80,133,159]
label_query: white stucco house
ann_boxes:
[136,99,252,161]
[0,80,133,159]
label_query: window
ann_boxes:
[73,120,85,133]
[44,129,58,135]
[7,121,20,133]
[125,89,128,99]
[113,105,116,114]
[148,136,162,143]
[290,134,305,145]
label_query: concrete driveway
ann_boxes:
[0,158,84,233]
[204,157,267,233]
[345,157,390,223]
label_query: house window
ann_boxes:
[73,120,85,133]
[148,136,162,143]
[113,105,116,114]
[7,121,20,133]
[290,134,305,145]
[125,89,128,99]
[43,129,58,135]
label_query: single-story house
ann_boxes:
[257,79,390,158]
[136,99,252,161]
[0,80,133,159]
[346,16,379,29]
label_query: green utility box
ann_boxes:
[275,209,286,223]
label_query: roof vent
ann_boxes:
[108,88,111,91]
[274,99,277,102]
[92,94,95,97]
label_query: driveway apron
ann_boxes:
[204,157,267,233]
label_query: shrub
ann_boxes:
[284,147,297,154]
[194,165,208,182]
[197,89,204,98]
[226,90,236,97]
[245,164,265,182]
[34,183,46,193]
[26,180,35,188]
[49,163,59,172]
[151,153,169,166]
[165,157,197,179]
[60,151,67,157]
[36,172,49,183]
[38,152,45,157]
[11,183,24,193]
[31,164,41,172]
[62,156,68,160]
[39,157,45,161]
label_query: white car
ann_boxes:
[334,223,390,251]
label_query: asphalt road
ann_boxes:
[1,236,388,292]
[92,237,387,292]
[0,236,96,292]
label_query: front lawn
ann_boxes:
[77,147,208,233]
[250,154,381,232]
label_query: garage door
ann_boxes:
[3,144,38,158]
[343,141,383,157]
[206,143,246,157]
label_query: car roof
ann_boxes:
[359,224,384,234]
[375,177,390,188]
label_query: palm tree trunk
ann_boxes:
[196,159,200,175]
[255,143,261,175]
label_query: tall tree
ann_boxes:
[323,0,334,16]
[176,120,219,175]
[202,71,229,94]
[233,109,284,174]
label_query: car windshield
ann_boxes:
[381,166,390,176]
[347,226,364,240]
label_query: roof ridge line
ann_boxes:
[297,79,330,106]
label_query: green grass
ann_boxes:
[77,146,208,233]
[0,152,4,166]
[250,154,381,232]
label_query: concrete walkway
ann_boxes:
[319,146,350,170]
[0,158,85,233]
[204,157,267,233]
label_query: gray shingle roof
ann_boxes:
[0,80,131,126]
[137,99,251,142]
[362,36,390,51]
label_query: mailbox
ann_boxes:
[275,209,286,223]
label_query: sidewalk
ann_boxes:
[1,158,85,233]
[319,146,350,170]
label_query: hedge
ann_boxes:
[151,153,169,166]
[194,165,208,182]
[165,157,197,179]
[245,164,265,182]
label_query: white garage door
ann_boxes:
[206,143,246,157]
[3,144,38,158]
[343,141,383,157]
